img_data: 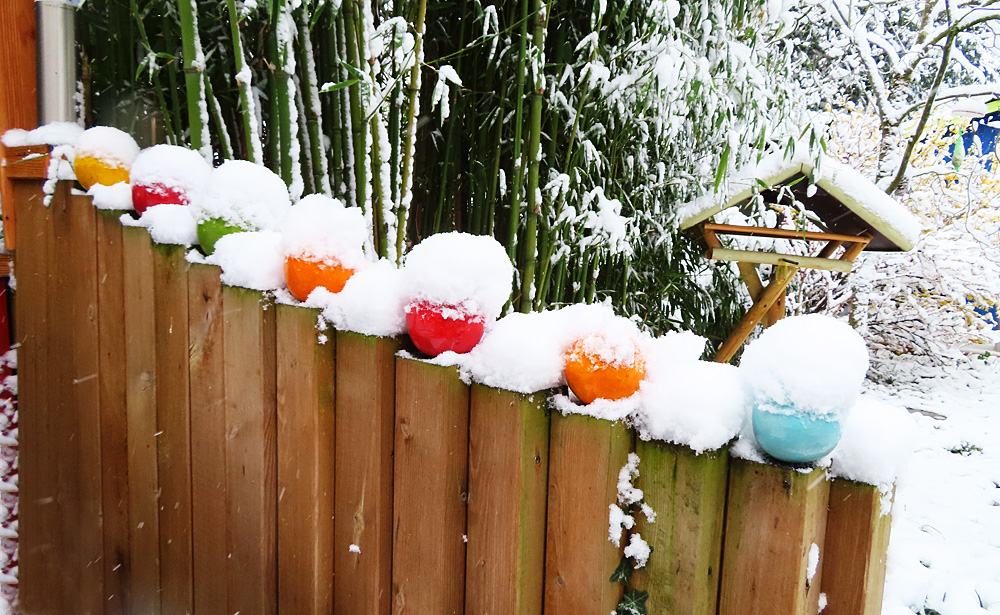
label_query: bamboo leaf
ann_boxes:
[321,78,360,93]
[713,145,729,192]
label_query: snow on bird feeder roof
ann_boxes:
[678,152,922,252]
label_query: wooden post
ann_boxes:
[392,359,470,615]
[276,304,335,615]
[465,385,550,615]
[544,413,631,615]
[333,332,397,615]
[152,244,194,615]
[188,263,228,615]
[96,208,131,615]
[821,480,893,615]
[763,264,791,328]
[0,0,39,250]
[718,459,830,615]
[714,264,799,364]
[13,178,58,614]
[223,286,278,615]
[122,225,162,615]
[631,440,728,615]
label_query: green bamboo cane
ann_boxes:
[204,75,232,160]
[163,13,184,147]
[226,0,263,163]
[342,0,370,217]
[177,0,212,160]
[396,0,429,261]
[296,3,332,195]
[295,83,317,196]
[517,0,549,313]
[505,0,531,262]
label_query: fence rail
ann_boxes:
[12,167,891,615]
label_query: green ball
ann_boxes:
[197,217,246,255]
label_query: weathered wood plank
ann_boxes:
[631,440,728,615]
[12,179,58,614]
[188,263,227,615]
[821,479,893,615]
[392,358,470,615]
[96,209,131,615]
[544,413,631,615]
[465,386,549,615]
[223,286,278,615]
[333,332,397,615]
[152,244,193,615]
[122,225,161,615]
[718,458,830,615]
[276,304,335,615]
[65,193,105,615]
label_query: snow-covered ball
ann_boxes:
[402,232,514,323]
[740,314,870,463]
[130,144,212,214]
[73,126,140,190]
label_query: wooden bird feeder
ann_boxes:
[679,154,921,364]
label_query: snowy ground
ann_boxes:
[868,354,1000,615]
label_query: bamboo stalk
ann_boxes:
[226,0,264,164]
[505,0,532,262]
[204,75,232,160]
[177,0,212,160]
[296,4,333,195]
[343,0,370,218]
[396,0,429,261]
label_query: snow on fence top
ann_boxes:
[678,151,923,252]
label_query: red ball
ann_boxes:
[405,300,486,357]
[132,182,189,215]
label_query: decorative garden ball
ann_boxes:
[190,160,291,255]
[130,144,212,215]
[73,126,140,190]
[405,300,486,357]
[402,232,514,358]
[280,195,367,301]
[564,334,646,404]
[739,314,870,464]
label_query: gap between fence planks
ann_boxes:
[393,359,470,615]
[334,332,397,615]
[631,440,728,615]
[544,413,631,615]
[465,385,550,615]
[276,304,335,615]
[719,458,830,615]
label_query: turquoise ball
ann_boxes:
[751,404,842,463]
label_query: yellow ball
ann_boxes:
[74,155,131,190]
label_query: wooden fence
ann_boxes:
[10,162,892,615]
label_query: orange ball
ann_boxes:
[284,255,355,302]
[74,155,132,190]
[565,335,646,404]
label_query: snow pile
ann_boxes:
[1,122,83,147]
[280,195,368,270]
[87,182,133,211]
[206,230,285,291]
[74,126,139,168]
[829,397,915,497]
[401,232,514,322]
[608,453,654,569]
[130,144,212,198]
[740,314,870,418]
[189,160,291,230]
[308,260,409,337]
[138,204,199,247]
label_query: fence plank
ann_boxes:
[96,209,131,615]
[333,332,397,615]
[392,359,470,615]
[153,244,193,615]
[223,286,278,615]
[276,304,335,615]
[122,225,161,615]
[718,459,830,615]
[188,263,228,615]
[821,480,893,615]
[65,193,105,615]
[631,440,728,615]
[12,179,59,614]
[466,386,549,615]
[544,413,631,615]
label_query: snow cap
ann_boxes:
[205,230,285,291]
[190,160,291,230]
[74,126,139,168]
[280,194,368,270]
[402,232,514,322]
[740,314,870,418]
[313,259,410,337]
[130,144,212,195]
[138,204,199,247]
